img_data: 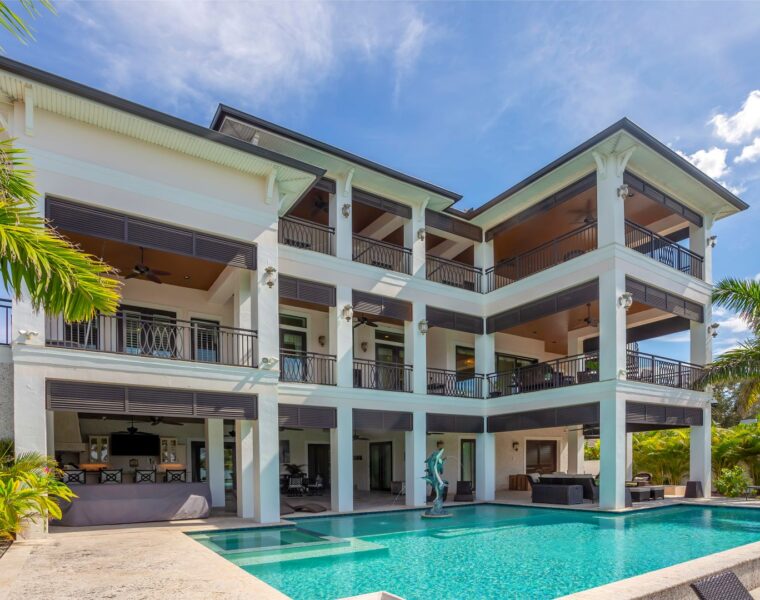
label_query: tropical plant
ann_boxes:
[0,438,76,540]
[701,278,760,418]
[632,429,690,485]
[0,0,54,49]
[584,439,600,461]
[282,463,306,476]
[714,465,749,498]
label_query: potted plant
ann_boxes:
[578,358,599,384]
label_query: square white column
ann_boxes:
[405,411,427,506]
[691,296,713,367]
[568,428,585,474]
[599,396,626,509]
[475,333,495,398]
[690,404,712,498]
[330,405,354,512]
[689,216,714,284]
[599,269,627,381]
[253,227,280,366]
[625,432,633,480]
[235,419,255,519]
[474,239,494,293]
[475,429,495,501]
[205,418,225,508]
[331,285,354,388]
[409,202,426,278]
[333,172,353,261]
[595,151,630,248]
[407,302,427,394]
[253,392,280,523]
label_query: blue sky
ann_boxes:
[3,1,760,360]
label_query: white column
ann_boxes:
[234,270,255,367]
[409,201,426,278]
[235,419,255,519]
[204,418,225,508]
[330,405,354,512]
[333,171,353,261]
[599,396,627,509]
[253,227,280,367]
[475,333,496,396]
[691,298,713,367]
[407,302,427,394]
[474,239,494,293]
[594,149,631,248]
[405,410,427,506]
[475,429,495,501]
[625,432,633,480]
[690,404,712,498]
[599,269,627,381]
[568,428,585,474]
[331,285,354,388]
[689,215,714,285]
[253,392,280,523]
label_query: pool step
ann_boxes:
[230,537,386,567]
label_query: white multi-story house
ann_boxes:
[0,57,747,528]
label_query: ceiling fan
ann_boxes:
[125,247,171,284]
[149,416,184,427]
[353,434,370,441]
[354,316,379,329]
[279,426,304,432]
[115,419,153,436]
[310,197,329,217]
[580,303,599,328]
[567,197,596,225]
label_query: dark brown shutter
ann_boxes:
[353,408,413,431]
[46,197,257,270]
[314,178,337,194]
[487,280,598,333]
[279,404,337,429]
[426,306,484,334]
[624,172,703,227]
[352,188,412,219]
[487,403,599,432]
[626,401,702,428]
[46,380,257,420]
[425,210,482,242]
[279,275,336,307]
[352,290,412,321]
[426,413,484,434]
[626,277,704,322]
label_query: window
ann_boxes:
[495,352,537,373]
[455,346,475,375]
[192,318,220,363]
[279,314,307,329]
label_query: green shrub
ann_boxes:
[715,465,749,497]
[584,440,600,461]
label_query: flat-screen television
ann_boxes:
[110,433,161,456]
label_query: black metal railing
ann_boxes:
[426,256,483,293]
[0,298,10,345]
[352,234,412,275]
[626,350,704,390]
[486,222,597,292]
[625,220,703,279]
[280,350,336,385]
[46,313,258,367]
[487,352,599,398]
[279,215,335,255]
[427,368,484,398]
[353,358,413,392]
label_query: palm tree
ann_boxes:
[701,278,760,417]
[0,0,54,49]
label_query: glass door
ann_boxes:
[369,441,393,491]
[525,440,557,474]
[280,329,307,382]
[460,439,476,488]
[375,344,404,391]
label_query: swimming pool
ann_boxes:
[188,504,760,599]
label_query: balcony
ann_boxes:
[625,220,703,279]
[353,235,412,275]
[626,350,704,391]
[279,350,336,385]
[0,297,9,345]
[353,358,413,393]
[487,352,599,398]
[279,215,335,255]
[46,313,258,367]
[427,368,484,398]
[486,222,597,292]
[426,256,482,293]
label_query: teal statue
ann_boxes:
[422,448,451,518]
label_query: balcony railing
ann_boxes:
[280,350,336,385]
[352,234,412,275]
[279,215,334,255]
[0,298,10,345]
[353,358,413,393]
[486,222,597,292]
[46,313,257,367]
[487,352,599,398]
[427,368,484,398]
[625,221,703,279]
[626,350,704,391]
[426,256,483,293]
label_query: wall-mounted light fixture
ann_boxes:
[618,291,634,310]
[263,266,277,288]
[512,441,519,452]
[417,227,426,241]
[617,184,630,200]
[707,235,718,248]
[18,329,39,340]
[341,203,351,218]
[342,304,354,322]
[418,319,429,335]
[708,323,720,338]
[259,356,279,369]
[318,335,326,347]
[360,341,368,352]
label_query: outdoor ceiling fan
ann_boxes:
[354,316,379,329]
[149,416,184,427]
[567,197,596,225]
[580,303,599,328]
[115,419,153,436]
[125,246,171,284]
[353,434,370,441]
[310,197,329,217]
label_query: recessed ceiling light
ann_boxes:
[184,275,191,280]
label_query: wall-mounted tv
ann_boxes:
[111,433,160,456]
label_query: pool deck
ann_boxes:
[3,498,760,599]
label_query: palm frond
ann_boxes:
[0,0,55,49]
[736,380,760,419]
[713,278,760,334]
[700,339,760,386]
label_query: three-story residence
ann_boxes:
[0,57,747,528]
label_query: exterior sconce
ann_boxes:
[318,335,326,347]
[360,341,368,352]
[512,441,519,452]
[259,356,279,369]
[341,203,351,218]
[342,304,354,322]
[417,227,426,241]
[18,329,39,340]
[418,319,429,335]
[708,323,720,338]
[617,184,630,200]
[263,266,277,288]
[618,292,633,310]
[707,235,718,248]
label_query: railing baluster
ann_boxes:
[279,215,335,255]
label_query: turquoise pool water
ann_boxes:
[189,504,760,599]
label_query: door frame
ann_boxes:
[524,438,560,474]
[460,438,476,488]
[306,442,331,487]
[369,440,393,491]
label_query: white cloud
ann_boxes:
[735,137,760,164]
[675,146,729,179]
[393,17,430,104]
[710,90,760,144]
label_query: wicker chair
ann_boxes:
[691,571,752,600]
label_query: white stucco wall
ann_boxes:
[494,427,569,491]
